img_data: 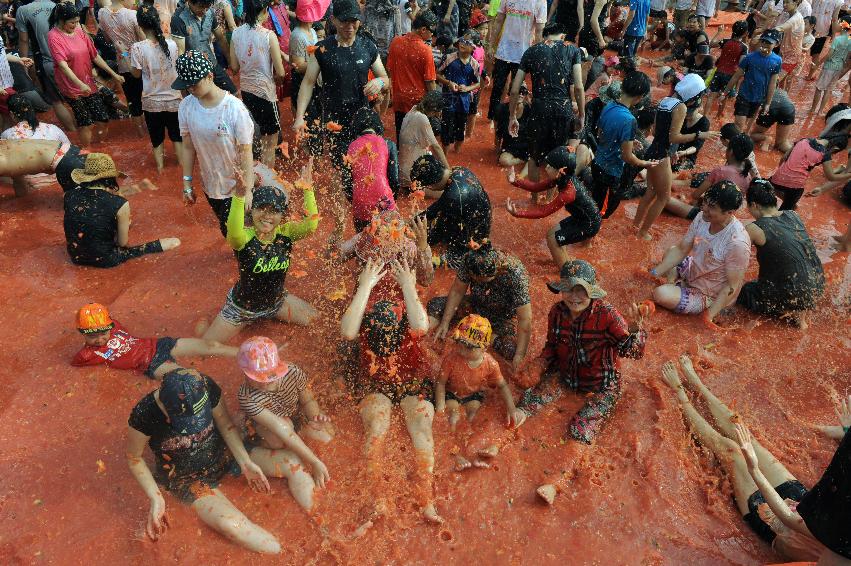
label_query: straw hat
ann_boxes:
[71,153,124,184]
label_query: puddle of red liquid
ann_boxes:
[0,13,849,565]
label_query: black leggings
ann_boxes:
[771,180,804,210]
[143,110,181,148]
[487,59,519,120]
[70,240,163,268]
[120,71,143,117]
[205,194,232,237]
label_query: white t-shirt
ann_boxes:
[396,0,413,35]
[1,121,70,142]
[495,0,547,64]
[98,7,142,73]
[399,108,439,186]
[0,36,13,90]
[231,24,276,102]
[130,38,182,113]
[811,0,843,36]
[178,93,254,199]
[683,215,751,301]
[798,0,812,16]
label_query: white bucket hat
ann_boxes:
[675,73,707,102]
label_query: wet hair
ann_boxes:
[79,177,119,191]
[463,247,499,278]
[636,106,657,131]
[804,15,816,27]
[352,107,384,136]
[621,71,651,98]
[732,20,748,37]
[49,2,79,28]
[824,133,850,153]
[720,122,741,141]
[703,180,743,212]
[7,94,38,130]
[136,5,170,61]
[606,39,624,53]
[412,10,438,31]
[363,300,407,356]
[543,22,566,37]
[616,57,637,74]
[746,179,778,208]
[243,0,266,28]
[687,14,700,22]
[410,154,446,186]
[417,89,443,114]
[729,133,754,176]
[435,32,454,48]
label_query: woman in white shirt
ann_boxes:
[130,5,184,172]
[230,0,285,167]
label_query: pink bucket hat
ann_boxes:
[238,336,290,383]
[296,0,331,23]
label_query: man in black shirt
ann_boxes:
[508,23,584,201]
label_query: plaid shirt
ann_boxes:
[540,299,647,393]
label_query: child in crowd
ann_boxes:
[586,55,620,99]
[434,315,525,470]
[495,85,531,170]
[684,43,716,80]
[809,17,851,116]
[769,134,851,210]
[71,303,237,378]
[707,21,749,117]
[724,29,782,131]
[437,32,481,154]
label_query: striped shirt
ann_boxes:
[238,364,308,418]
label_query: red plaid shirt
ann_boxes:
[540,300,646,392]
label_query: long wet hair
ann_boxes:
[49,2,79,28]
[7,95,39,130]
[137,5,170,61]
[728,133,754,177]
[243,0,267,28]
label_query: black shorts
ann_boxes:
[241,90,281,136]
[755,105,796,128]
[743,480,808,543]
[145,337,178,377]
[469,91,480,115]
[649,8,668,18]
[120,71,143,117]
[553,212,601,246]
[54,144,85,192]
[67,93,110,127]
[441,110,468,145]
[204,194,233,237]
[810,35,828,56]
[734,96,762,118]
[770,179,804,210]
[143,110,182,147]
[526,98,574,163]
[589,161,623,219]
[442,389,485,404]
[708,71,732,93]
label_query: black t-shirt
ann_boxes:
[684,54,715,79]
[554,0,580,37]
[678,114,710,156]
[424,166,492,258]
[233,231,295,312]
[314,34,378,119]
[683,29,709,52]
[520,41,582,101]
[63,187,126,267]
[797,431,851,559]
[128,377,229,492]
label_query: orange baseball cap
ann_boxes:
[452,314,493,349]
[77,303,115,334]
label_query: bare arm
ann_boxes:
[512,303,533,370]
[173,34,186,54]
[394,259,429,334]
[653,233,695,275]
[489,12,507,54]
[56,60,91,91]
[93,54,123,81]
[533,21,545,45]
[269,32,285,78]
[745,221,766,246]
[705,267,745,321]
[229,38,239,73]
[127,426,171,541]
[621,139,655,168]
[435,375,447,412]
[668,103,691,145]
[822,160,851,182]
[294,56,320,127]
[435,277,470,338]
[17,30,29,58]
[724,68,744,93]
[762,73,778,109]
[212,401,271,493]
[573,62,585,129]
[591,0,607,48]
[340,259,384,340]
[115,202,131,247]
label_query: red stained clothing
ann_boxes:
[48,26,98,99]
[71,322,158,372]
[440,349,504,397]
[716,38,747,75]
[348,133,397,222]
[540,300,646,392]
[359,330,429,384]
[510,176,577,219]
[386,32,437,114]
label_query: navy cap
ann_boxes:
[159,369,213,435]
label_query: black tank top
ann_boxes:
[63,187,126,267]
[646,96,682,159]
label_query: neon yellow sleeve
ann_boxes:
[279,189,319,241]
[226,196,254,251]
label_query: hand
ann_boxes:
[598,38,607,50]
[702,310,722,331]
[507,166,517,184]
[660,360,683,390]
[114,74,125,85]
[807,188,822,197]
[718,24,726,32]
[434,320,450,341]
[443,13,450,24]
[390,257,416,288]
[79,83,92,95]
[19,57,34,68]
[299,156,314,187]
[182,186,196,205]
[511,353,524,374]
[485,75,492,87]
[835,394,851,429]
[643,159,661,169]
[626,302,647,332]
[363,78,385,97]
[146,492,169,541]
[506,197,520,217]
[309,457,330,488]
[508,117,520,137]
[292,115,306,135]
[358,257,387,289]
[410,215,429,250]
[508,407,527,428]
[233,168,249,198]
[242,459,271,493]
[735,423,759,469]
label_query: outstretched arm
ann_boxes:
[127,427,169,541]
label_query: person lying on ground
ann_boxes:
[72,303,237,379]
[127,368,281,553]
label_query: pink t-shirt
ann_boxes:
[770,138,831,189]
[682,214,751,301]
[707,164,754,193]
[48,27,98,99]
[347,133,397,222]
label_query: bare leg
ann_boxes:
[249,446,317,511]
[261,133,277,168]
[359,393,392,517]
[191,490,281,554]
[774,124,793,153]
[172,140,185,168]
[664,196,697,218]
[201,314,245,344]
[445,398,461,431]
[400,395,442,524]
[637,159,672,240]
[170,337,239,358]
[528,159,541,204]
[831,223,851,251]
[498,152,525,168]
[53,102,77,132]
[546,224,571,268]
[275,293,319,326]
[152,143,165,172]
[652,283,684,312]
[78,125,93,148]
[464,400,482,422]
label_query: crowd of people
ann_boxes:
[0,0,849,561]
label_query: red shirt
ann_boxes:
[71,322,158,372]
[387,32,437,113]
[359,330,429,384]
[716,39,747,75]
[440,348,504,397]
[540,300,646,392]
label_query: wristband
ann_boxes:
[183,187,194,196]
[182,175,193,182]
[649,267,658,276]
[844,426,850,434]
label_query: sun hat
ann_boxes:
[238,336,290,383]
[70,153,124,184]
[251,185,289,212]
[675,73,707,102]
[171,50,214,90]
[547,259,607,298]
[159,369,214,435]
[295,0,330,22]
[332,0,361,22]
[452,314,493,349]
[77,303,114,334]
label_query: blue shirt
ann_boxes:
[738,50,782,104]
[440,55,480,114]
[626,0,651,37]
[594,102,637,178]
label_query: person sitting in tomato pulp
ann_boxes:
[72,303,237,379]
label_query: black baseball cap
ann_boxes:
[159,369,214,435]
[252,185,289,212]
[333,0,361,22]
[759,28,781,44]
[171,50,214,90]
